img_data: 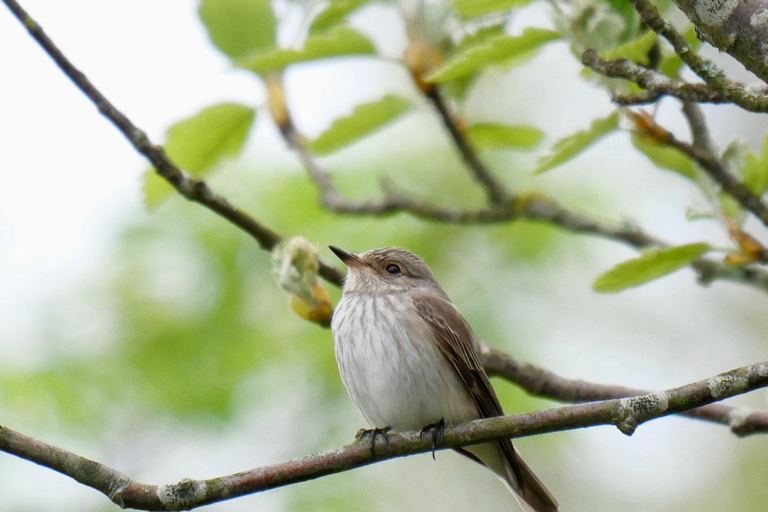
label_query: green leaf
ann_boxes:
[425,28,560,83]
[467,123,543,150]
[744,133,768,195]
[533,111,619,174]
[309,95,412,155]
[593,243,712,292]
[144,103,256,209]
[310,0,369,34]
[199,0,276,59]
[241,25,375,74]
[602,30,657,64]
[452,0,534,18]
[631,132,696,179]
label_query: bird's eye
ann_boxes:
[385,264,401,275]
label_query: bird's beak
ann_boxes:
[329,246,363,268]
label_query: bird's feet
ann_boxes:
[420,418,445,460]
[356,426,391,457]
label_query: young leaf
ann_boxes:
[452,0,534,18]
[631,132,696,179]
[533,111,619,174]
[425,28,560,83]
[601,30,657,64]
[467,123,543,150]
[593,243,711,292]
[309,95,412,155]
[241,25,375,74]
[199,0,276,60]
[744,132,768,195]
[144,103,256,209]
[310,0,369,34]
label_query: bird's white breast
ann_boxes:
[331,292,477,431]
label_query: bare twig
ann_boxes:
[667,130,768,228]
[425,88,509,204]
[680,101,715,153]
[2,359,767,510]
[628,0,768,113]
[479,344,768,436]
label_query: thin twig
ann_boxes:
[0,0,345,287]
[2,359,767,510]
[666,132,768,227]
[581,49,735,107]
[628,0,768,113]
[680,101,714,152]
[479,344,768,436]
[426,88,510,204]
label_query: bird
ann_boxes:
[329,245,557,512]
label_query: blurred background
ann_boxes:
[1,1,768,511]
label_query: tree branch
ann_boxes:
[425,87,510,204]
[479,344,768,436]
[275,82,768,293]
[0,0,347,288]
[2,359,767,510]
[581,49,735,107]
[629,0,768,112]
[664,124,768,228]
[670,0,768,84]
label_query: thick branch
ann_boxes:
[671,0,768,84]
[2,359,767,510]
[0,0,345,288]
[479,344,768,436]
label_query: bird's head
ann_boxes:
[329,246,444,296]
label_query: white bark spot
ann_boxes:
[695,0,738,26]
[619,392,670,418]
[645,74,674,89]
[157,479,207,510]
[707,374,749,399]
[757,362,768,377]
[751,8,768,28]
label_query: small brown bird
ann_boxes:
[330,246,557,512]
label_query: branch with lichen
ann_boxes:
[581,49,735,108]
[479,343,768,436]
[629,0,768,113]
[669,0,768,84]
[2,359,767,510]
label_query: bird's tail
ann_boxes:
[458,442,558,512]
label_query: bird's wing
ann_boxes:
[412,292,558,512]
